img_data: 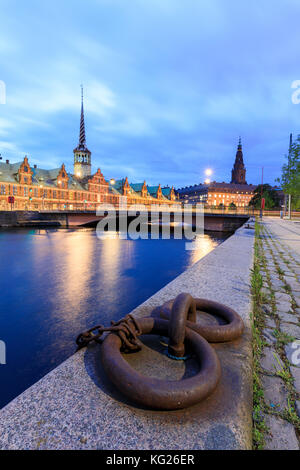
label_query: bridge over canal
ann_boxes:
[0,209,250,232]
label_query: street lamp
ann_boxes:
[260,167,264,220]
[205,169,213,177]
[205,178,211,185]
[110,178,116,185]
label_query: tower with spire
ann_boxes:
[231,137,247,185]
[73,86,91,178]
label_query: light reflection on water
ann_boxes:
[0,228,229,408]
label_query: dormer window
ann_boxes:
[24,167,28,172]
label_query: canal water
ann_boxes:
[0,229,229,408]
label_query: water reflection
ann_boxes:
[187,234,218,265]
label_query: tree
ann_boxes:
[229,202,236,209]
[277,135,300,197]
[249,184,280,209]
[218,203,225,209]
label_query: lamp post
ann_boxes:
[204,170,213,209]
[260,167,264,220]
[287,134,292,220]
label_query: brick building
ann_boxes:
[0,92,176,211]
[176,138,256,207]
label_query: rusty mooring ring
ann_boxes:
[167,293,196,358]
[101,316,221,410]
[159,296,244,343]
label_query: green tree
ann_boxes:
[277,135,300,197]
[229,202,236,209]
[249,184,280,209]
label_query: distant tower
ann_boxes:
[73,86,91,178]
[231,137,247,184]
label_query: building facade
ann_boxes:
[0,93,176,211]
[176,139,256,207]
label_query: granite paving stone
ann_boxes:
[285,281,300,292]
[262,328,277,345]
[260,348,284,374]
[290,366,300,394]
[269,280,286,292]
[261,375,289,412]
[285,343,300,367]
[280,323,300,340]
[274,292,292,312]
[265,318,276,329]
[296,401,300,418]
[277,312,299,324]
[264,415,299,450]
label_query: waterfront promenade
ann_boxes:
[257,218,300,449]
[0,224,254,450]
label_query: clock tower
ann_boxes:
[73,87,91,178]
[231,137,247,185]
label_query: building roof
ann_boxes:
[176,181,256,197]
[161,186,173,197]
[130,183,145,195]
[0,161,23,182]
[176,183,208,194]
[208,182,256,192]
[0,161,87,190]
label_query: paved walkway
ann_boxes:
[259,218,300,450]
[264,218,300,256]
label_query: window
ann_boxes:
[13,186,17,195]
[34,188,38,197]
[24,177,28,184]
[53,190,57,198]
[24,187,28,197]
[1,185,5,195]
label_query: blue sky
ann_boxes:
[0,0,299,187]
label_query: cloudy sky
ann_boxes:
[0,0,299,187]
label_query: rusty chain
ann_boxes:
[76,314,142,352]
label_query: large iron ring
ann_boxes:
[159,296,244,343]
[101,316,221,410]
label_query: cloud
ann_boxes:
[0,0,299,185]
